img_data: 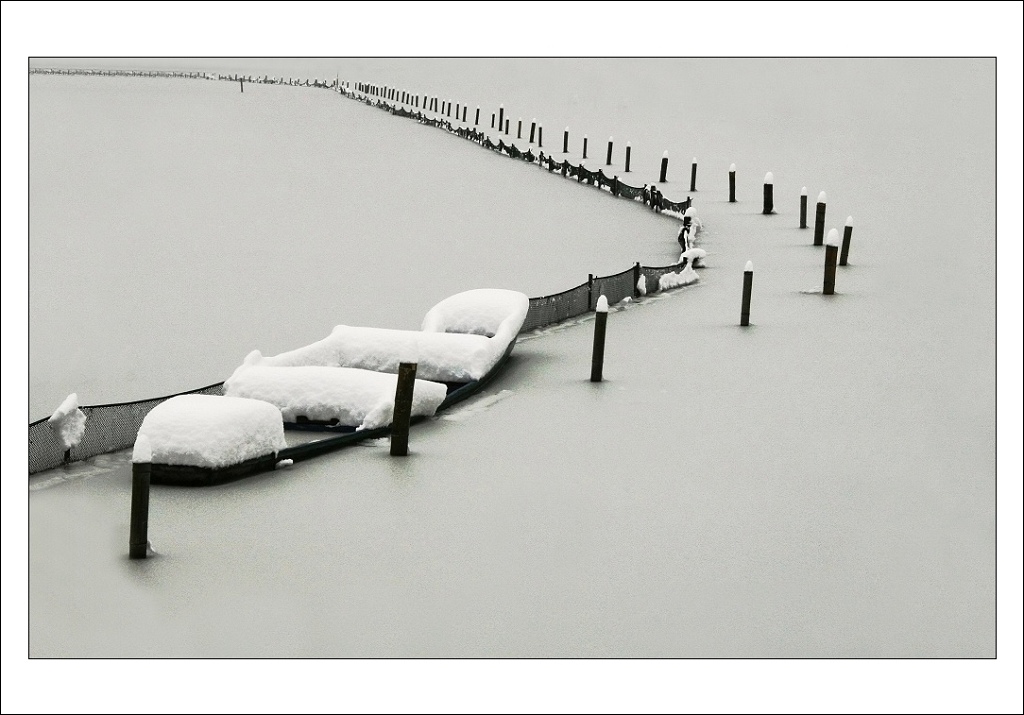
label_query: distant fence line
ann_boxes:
[28,69,698,475]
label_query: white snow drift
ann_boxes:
[48,393,86,451]
[136,394,286,468]
[224,365,448,430]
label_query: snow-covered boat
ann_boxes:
[140,289,529,486]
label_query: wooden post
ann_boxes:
[633,262,642,298]
[591,296,609,382]
[763,172,774,214]
[814,191,828,246]
[840,216,854,266]
[659,151,669,183]
[455,101,460,115]
[462,106,467,122]
[475,106,480,125]
[729,163,736,202]
[390,363,417,456]
[583,135,588,159]
[498,104,504,131]
[602,137,612,166]
[538,125,543,148]
[823,229,839,294]
[800,187,808,228]
[563,127,569,153]
[529,119,536,143]
[690,157,697,191]
[740,261,754,326]
[129,438,152,560]
[625,143,631,172]
[505,118,509,135]
[491,112,495,128]
[612,174,619,197]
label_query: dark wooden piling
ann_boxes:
[800,188,808,228]
[505,118,509,135]
[498,105,504,131]
[563,127,569,153]
[583,136,588,159]
[729,163,736,202]
[491,113,495,128]
[659,152,668,183]
[591,297,609,382]
[824,230,839,294]
[814,192,827,246]
[606,137,614,166]
[690,158,697,192]
[740,261,754,326]
[518,118,522,138]
[625,143,631,172]
[462,106,467,122]
[390,363,418,456]
[129,459,151,559]
[529,119,536,143]
[538,125,543,147]
[475,106,480,125]
[763,173,774,214]
[840,217,854,266]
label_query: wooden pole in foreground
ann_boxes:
[823,229,839,295]
[690,158,698,192]
[624,143,631,172]
[729,163,736,202]
[563,127,569,153]
[800,187,808,228]
[518,118,522,139]
[390,363,417,456]
[659,151,669,183]
[583,135,588,159]
[591,296,609,382]
[529,119,536,143]
[814,192,828,246]
[763,172,774,214]
[538,125,543,148]
[129,438,152,559]
[498,104,504,131]
[606,137,614,166]
[740,261,754,326]
[475,106,480,125]
[840,216,854,266]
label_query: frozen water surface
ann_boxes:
[28,58,996,658]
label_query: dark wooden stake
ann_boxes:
[475,106,480,125]
[538,125,543,147]
[563,128,569,153]
[729,163,736,202]
[625,143,631,172]
[129,460,151,559]
[840,218,854,266]
[462,106,467,122]
[529,119,536,143]
[606,137,614,166]
[518,118,522,138]
[591,298,609,382]
[498,105,504,130]
[239,79,244,93]
[491,113,495,128]
[390,363,418,456]
[814,192,827,246]
[763,173,774,214]
[800,188,808,228]
[823,230,839,294]
[583,136,588,159]
[659,152,668,183]
[740,261,754,326]
[690,158,697,192]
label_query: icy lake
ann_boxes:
[28,58,997,660]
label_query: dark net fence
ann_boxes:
[27,71,699,474]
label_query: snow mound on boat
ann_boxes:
[224,366,448,430]
[136,394,285,468]
[248,289,530,383]
[421,289,529,338]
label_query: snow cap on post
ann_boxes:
[764,172,774,184]
[846,215,854,226]
[596,295,609,313]
[745,260,754,272]
[684,206,696,218]
[730,163,736,172]
[693,156,698,163]
[132,434,152,463]
[818,191,827,203]
[663,150,669,158]
[826,228,840,246]
[801,186,807,195]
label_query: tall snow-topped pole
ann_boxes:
[390,363,418,457]
[800,187,808,228]
[823,229,840,295]
[625,142,631,172]
[729,163,736,202]
[763,172,774,214]
[606,137,614,166]
[814,191,828,246]
[840,216,854,265]
[563,127,569,153]
[659,151,669,183]
[690,157,698,192]
[129,435,153,560]
[741,261,754,326]
[591,295,609,382]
